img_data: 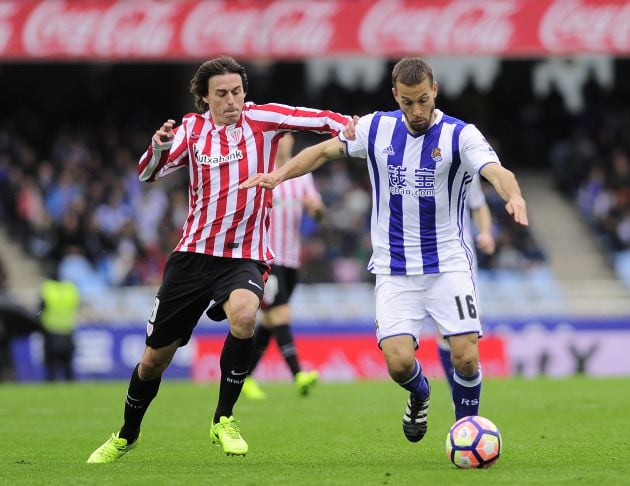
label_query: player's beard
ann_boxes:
[406,105,435,135]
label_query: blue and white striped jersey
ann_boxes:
[340,109,500,275]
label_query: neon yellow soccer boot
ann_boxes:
[241,376,267,400]
[210,416,248,456]
[295,370,319,396]
[87,433,139,464]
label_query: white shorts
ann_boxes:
[374,271,482,346]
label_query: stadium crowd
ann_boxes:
[550,88,630,285]
[2,59,628,291]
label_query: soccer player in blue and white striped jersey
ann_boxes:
[241,57,528,444]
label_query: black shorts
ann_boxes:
[146,251,269,348]
[261,265,298,310]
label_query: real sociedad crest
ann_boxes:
[431,147,443,163]
[227,126,243,144]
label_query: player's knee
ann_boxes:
[139,358,168,380]
[451,350,479,375]
[229,309,257,338]
[388,365,413,382]
[384,352,416,381]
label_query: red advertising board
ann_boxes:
[192,334,508,382]
[1,0,629,61]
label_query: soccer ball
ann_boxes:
[445,415,501,469]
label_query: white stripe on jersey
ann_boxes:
[341,109,500,275]
[138,103,349,261]
[270,173,320,268]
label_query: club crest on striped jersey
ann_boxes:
[227,126,243,144]
[431,147,443,163]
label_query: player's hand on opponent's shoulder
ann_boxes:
[341,115,361,141]
[152,119,176,147]
[240,172,281,190]
[505,196,528,226]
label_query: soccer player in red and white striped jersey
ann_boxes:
[241,133,324,400]
[88,56,352,463]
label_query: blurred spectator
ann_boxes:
[0,256,42,382]
[57,246,107,295]
[478,180,549,278]
[0,256,12,381]
[4,59,630,287]
[40,277,80,382]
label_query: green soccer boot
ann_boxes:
[210,416,248,456]
[87,432,139,464]
[241,376,268,400]
[295,370,319,396]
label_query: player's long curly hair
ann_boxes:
[190,56,249,112]
[392,57,434,88]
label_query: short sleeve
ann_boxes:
[338,113,374,159]
[459,124,501,174]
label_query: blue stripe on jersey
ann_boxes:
[388,116,409,274]
[457,173,474,268]
[418,121,442,274]
[367,114,382,217]
[446,121,465,213]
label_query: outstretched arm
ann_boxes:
[480,163,529,226]
[240,138,348,190]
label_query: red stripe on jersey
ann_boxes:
[245,103,350,136]
[178,116,206,252]
[254,104,349,136]
[138,146,169,183]
[276,112,345,135]
[260,133,283,261]
[262,188,274,262]
[166,132,190,166]
[137,145,154,178]
[204,128,231,254]
[241,123,272,260]
[138,125,187,182]
[222,119,248,258]
[189,120,217,252]
[281,182,291,262]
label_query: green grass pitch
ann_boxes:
[0,377,628,485]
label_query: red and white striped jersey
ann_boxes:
[270,174,321,269]
[138,102,349,262]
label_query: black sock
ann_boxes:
[119,364,161,444]
[248,326,273,375]
[274,324,301,376]
[214,332,254,423]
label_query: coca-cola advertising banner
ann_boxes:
[1,0,629,60]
